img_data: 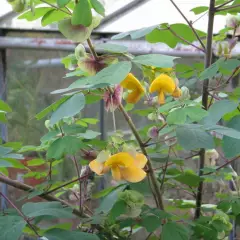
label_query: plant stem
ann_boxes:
[203,155,239,175]
[168,27,205,52]
[0,175,85,218]
[40,0,71,15]
[0,192,40,237]
[117,103,164,209]
[195,0,216,220]
[86,39,164,210]
[87,39,99,60]
[216,3,240,11]
[44,174,90,195]
[216,0,233,9]
[73,156,82,212]
[169,0,206,51]
[160,148,171,191]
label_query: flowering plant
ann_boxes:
[2,0,240,239]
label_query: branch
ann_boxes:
[0,192,40,237]
[0,175,85,218]
[216,3,240,11]
[72,156,82,212]
[215,0,234,9]
[44,174,90,195]
[40,0,71,15]
[169,0,206,51]
[203,155,240,175]
[195,0,216,220]
[160,148,171,191]
[168,27,205,52]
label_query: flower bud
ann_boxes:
[226,15,240,28]
[205,149,219,167]
[81,149,97,161]
[147,126,158,139]
[44,120,51,130]
[179,86,190,101]
[172,87,182,98]
[223,42,229,56]
[164,135,177,146]
[216,42,223,57]
[228,37,238,51]
[75,44,86,61]
[96,150,111,163]
[118,190,144,218]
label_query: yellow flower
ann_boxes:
[89,152,147,183]
[172,87,182,98]
[120,73,145,104]
[149,74,176,104]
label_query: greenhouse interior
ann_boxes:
[1,0,240,239]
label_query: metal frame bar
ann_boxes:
[0,30,7,210]
[0,36,205,57]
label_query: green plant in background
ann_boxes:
[1,0,240,239]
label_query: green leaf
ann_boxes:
[41,9,68,26]
[65,69,85,78]
[87,61,132,86]
[203,100,238,124]
[175,171,202,187]
[47,136,85,159]
[141,215,162,232]
[96,43,128,53]
[167,108,186,124]
[72,0,92,26]
[200,58,240,80]
[146,24,206,48]
[199,61,219,80]
[79,130,101,139]
[0,146,12,156]
[90,0,105,16]
[36,96,70,120]
[111,25,157,40]
[96,185,126,213]
[22,202,74,218]
[18,7,51,21]
[0,100,12,112]
[191,6,209,14]
[206,124,240,139]
[185,107,208,122]
[93,186,121,199]
[161,222,189,240]
[27,158,45,166]
[0,216,26,240]
[133,54,178,68]
[45,229,99,240]
[57,0,71,7]
[0,112,7,123]
[109,200,127,219]
[176,124,215,150]
[82,118,99,124]
[223,116,240,158]
[50,93,85,126]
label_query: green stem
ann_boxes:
[194,0,216,220]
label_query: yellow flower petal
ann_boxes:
[149,74,175,94]
[112,166,122,181]
[89,160,105,175]
[126,90,142,104]
[120,166,146,183]
[105,152,134,168]
[134,153,148,169]
[121,73,144,92]
[172,87,182,98]
[121,74,145,104]
[158,91,165,104]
